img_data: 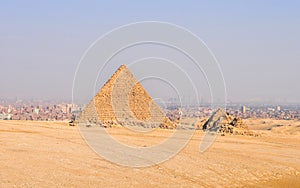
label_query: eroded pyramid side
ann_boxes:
[75,99,99,125]
[202,108,255,136]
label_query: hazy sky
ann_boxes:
[1,1,299,103]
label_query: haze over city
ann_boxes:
[1,1,299,103]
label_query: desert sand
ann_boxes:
[1,120,300,187]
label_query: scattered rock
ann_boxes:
[68,120,75,126]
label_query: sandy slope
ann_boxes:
[245,118,300,135]
[0,120,299,187]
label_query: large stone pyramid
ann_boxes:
[76,65,176,129]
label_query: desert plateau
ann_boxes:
[1,119,299,187]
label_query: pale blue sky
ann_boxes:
[1,1,299,103]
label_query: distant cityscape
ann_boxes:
[0,98,299,121]
[0,99,82,121]
[165,104,300,121]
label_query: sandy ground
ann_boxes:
[0,120,300,187]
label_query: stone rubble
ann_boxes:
[202,108,256,136]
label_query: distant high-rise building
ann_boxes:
[34,108,39,115]
[276,106,281,111]
[241,106,246,113]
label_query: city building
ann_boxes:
[241,106,246,113]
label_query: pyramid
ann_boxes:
[202,108,255,136]
[76,65,176,129]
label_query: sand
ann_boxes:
[0,120,300,187]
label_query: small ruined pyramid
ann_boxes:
[202,108,254,136]
[76,64,176,129]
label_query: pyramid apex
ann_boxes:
[215,108,225,113]
[118,64,128,70]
